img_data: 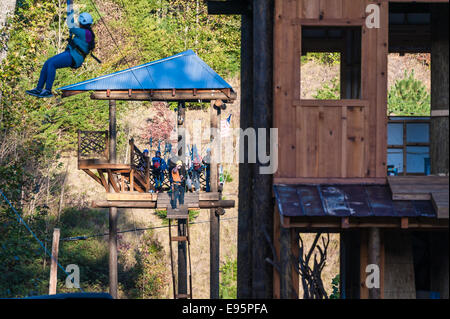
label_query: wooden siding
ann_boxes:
[274,0,389,181]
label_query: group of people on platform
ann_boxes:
[138,149,210,209]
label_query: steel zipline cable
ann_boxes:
[0,189,85,293]
[58,216,238,242]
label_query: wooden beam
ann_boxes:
[292,18,366,26]
[293,99,369,107]
[88,90,237,103]
[106,193,158,201]
[92,199,235,209]
[97,169,109,191]
[274,177,387,185]
[107,169,120,193]
[82,169,103,186]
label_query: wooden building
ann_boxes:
[208,0,449,299]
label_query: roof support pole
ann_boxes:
[108,100,118,299]
[177,102,188,298]
[210,100,221,299]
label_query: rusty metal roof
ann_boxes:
[274,184,436,218]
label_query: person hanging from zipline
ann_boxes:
[26,0,99,98]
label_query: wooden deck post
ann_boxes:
[210,100,221,299]
[49,228,60,295]
[108,100,118,299]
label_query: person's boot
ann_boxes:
[26,88,42,97]
[38,89,53,98]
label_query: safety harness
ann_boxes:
[67,35,102,69]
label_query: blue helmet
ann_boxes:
[79,12,93,26]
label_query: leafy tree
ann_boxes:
[388,70,430,116]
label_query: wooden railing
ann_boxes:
[129,138,150,192]
[78,130,109,162]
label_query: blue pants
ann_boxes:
[170,184,185,209]
[37,51,73,91]
[153,170,164,190]
[192,170,200,191]
[205,165,210,192]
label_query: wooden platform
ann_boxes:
[167,205,189,219]
[93,192,231,210]
[388,176,449,219]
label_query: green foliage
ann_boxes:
[330,274,340,299]
[154,208,199,225]
[313,76,340,100]
[219,257,237,299]
[301,52,340,67]
[388,70,430,116]
[222,170,233,183]
[113,0,241,78]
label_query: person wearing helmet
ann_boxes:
[137,149,150,174]
[191,154,202,192]
[26,1,96,98]
[170,160,186,209]
[152,150,167,192]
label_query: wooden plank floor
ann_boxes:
[388,176,449,219]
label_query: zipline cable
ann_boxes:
[58,216,238,242]
[84,0,147,91]
[0,189,85,293]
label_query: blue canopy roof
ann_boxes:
[58,50,232,91]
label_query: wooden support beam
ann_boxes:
[107,169,120,193]
[87,90,237,103]
[97,169,109,191]
[91,199,235,209]
[48,228,60,295]
[82,169,103,187]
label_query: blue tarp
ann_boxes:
[58,50,232,91]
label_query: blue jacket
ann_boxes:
[66,28,92,68]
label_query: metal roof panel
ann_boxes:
[58,50,232,91]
